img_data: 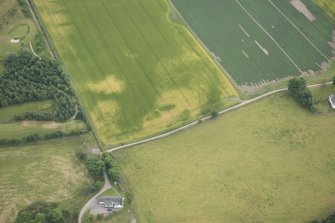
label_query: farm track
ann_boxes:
[78,172,112,223]
[29,42,41,59]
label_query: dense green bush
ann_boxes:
[85,156,105,177]
[288,77,313,110]
[102,152,120,182]
[15,202,69,223]
[16,0,31,17]
[0,130,87,146]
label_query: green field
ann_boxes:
[0,138,91,223]
[8,23,30,39]
[34,0,238,146]
[0,119,87,140]
[172,0,335,86]
[117,91,335,223]
[0,100,54,123]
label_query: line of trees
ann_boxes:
[15,202,75,223]
[17,0,31,18]
[76,152,120,183]
[0,49,76,121]
[0,130,87,146]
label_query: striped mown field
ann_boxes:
[34,0,238,146]
[172,0,335,86]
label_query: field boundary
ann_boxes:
[167,0,241,93]
[106,81,332,153]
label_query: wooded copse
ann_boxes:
[0,49,77,121]
[288,77,313,110]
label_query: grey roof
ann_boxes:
[98,196,123,207]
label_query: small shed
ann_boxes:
[329,95,335,109]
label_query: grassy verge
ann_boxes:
[0,100,54,123]
[0,137,92,223]
[117,91,335,223]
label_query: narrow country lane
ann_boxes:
[78,172,112,223]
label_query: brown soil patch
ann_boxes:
[42,122,60,129]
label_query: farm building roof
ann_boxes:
[98,196,124,208]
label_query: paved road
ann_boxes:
[78,172,112,223]
[106,81,332,153]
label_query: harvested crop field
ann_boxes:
[33,0,238,146]
[172,0,335,86]
[117,92,335,223]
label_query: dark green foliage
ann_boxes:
[91,180,103,192]
[17,0,31,17]
[81,180,102,195]
[34,32,46,53]
[311,211,335,223]
[288,78,313,109]
[15,211,34,223]
[333,76,335,86]
[34,213,46,223]
[0,130,87,147]
[15,202,68,223]
[102,153,120,182]
[47,208,63,223]
[75,151,87,161]
[85,156,105,177]
[14,112,53,121]
[26,133,41,142]
[0,49,75,121]
[210,109,219,118]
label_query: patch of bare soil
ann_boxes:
[42,122,60,129]
[290,0,316,22]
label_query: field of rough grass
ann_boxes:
[117,90,335,223]
[0,138,91,223]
